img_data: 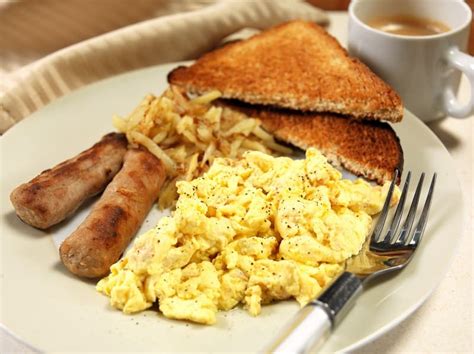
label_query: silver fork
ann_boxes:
[264,170,437,354]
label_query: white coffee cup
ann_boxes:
[348,0,473,122]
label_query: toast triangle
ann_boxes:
[169,20,403,122]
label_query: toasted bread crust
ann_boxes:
[168,21,403,122]
[221,101,403,185]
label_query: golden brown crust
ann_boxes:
[10,132,128,229]
[168,20,403,122]
[221,101,403,185]
[59,148,166,278]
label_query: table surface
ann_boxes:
[1,9,472,354]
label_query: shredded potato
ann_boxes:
[113,85,293,208]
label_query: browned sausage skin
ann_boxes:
[59,148,166,278]
[10,133,128,229]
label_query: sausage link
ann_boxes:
[59,148,166,278]
[10,133,128,229]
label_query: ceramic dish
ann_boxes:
[0,62,464,353]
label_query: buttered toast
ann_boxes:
[169,20,403,123]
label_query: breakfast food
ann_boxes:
[168,20,403,123]
[9,20,405,327]
[223,103,403,184]
[97,148,400,324]
[10,132,128,229]
[113,86,291,209]
[60,148,166,278]
[168,20,405,184]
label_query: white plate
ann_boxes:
[0,62,464,353]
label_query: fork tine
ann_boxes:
[406,173,437,246]
[371,169,399,243]
[394,173,425,245]
[383,171,411,243]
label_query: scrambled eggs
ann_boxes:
[97,148,398,324]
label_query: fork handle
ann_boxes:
[263,305,331,353]
[264,272,362,353]
[315,272,363,326]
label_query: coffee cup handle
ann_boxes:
[442,47,474,118]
